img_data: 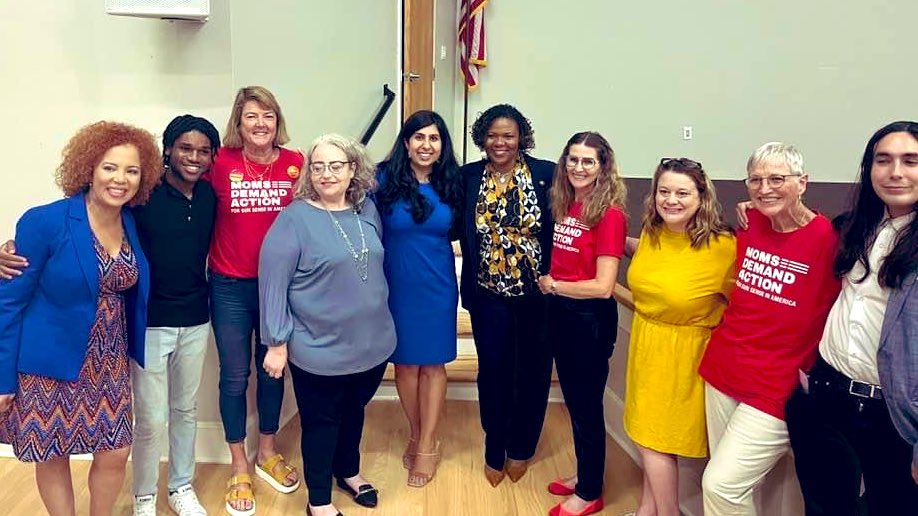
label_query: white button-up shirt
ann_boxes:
[820,211,916,384]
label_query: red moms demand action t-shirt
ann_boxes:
[206,147,303,278]
[698,209,841,420]
[550,202,627,282]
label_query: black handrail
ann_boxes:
[360,84,397,145]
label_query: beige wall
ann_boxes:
[446,0,918,181]
[0,0,233,233]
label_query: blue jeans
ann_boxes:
[209,273,284,443]
[131,323,210,495]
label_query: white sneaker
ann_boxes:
[133,494,157,516]
[168,484,207,516]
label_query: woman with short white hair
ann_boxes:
[698,142,842,515]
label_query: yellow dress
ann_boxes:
[624,228,736,457]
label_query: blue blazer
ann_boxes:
[0,193,149,394]
[877,270,918,470]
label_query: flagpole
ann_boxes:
[461,1,471,165]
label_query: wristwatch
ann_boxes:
[550,280,558,294]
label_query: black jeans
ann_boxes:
[469,288,553,471]
[289,360,387,506]
[549,295,617,502]
[786,356,918,515]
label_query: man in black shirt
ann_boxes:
[129,115,219,516]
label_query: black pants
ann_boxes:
[289,360,387,506]
[549,295,617,502]
[469,288,553,471]
[786,357,918,515]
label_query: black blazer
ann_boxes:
[458,154,556,311]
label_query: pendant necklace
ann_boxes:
[323,204,369,282]
[243,152,274,181]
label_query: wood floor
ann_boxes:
[0,400,642,515]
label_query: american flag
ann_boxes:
[458,0,487,90]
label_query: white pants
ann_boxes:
[702,383,789,515]
[131,324,210,496]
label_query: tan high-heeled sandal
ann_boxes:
[407,442,441,488]
[402,437,418,470]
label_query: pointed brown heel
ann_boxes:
[484,464,505,487]
[505,458,529,483]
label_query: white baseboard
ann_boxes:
[602,385,704,516]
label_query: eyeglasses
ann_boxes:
[660,157,703,170]
[744,174,801,189]
[309,161,353,176]
[565,156,599,170]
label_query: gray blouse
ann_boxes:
[258,198,396,376]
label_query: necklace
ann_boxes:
[242,152,274,182]
[323,205,369,282]
[487,162,516,186]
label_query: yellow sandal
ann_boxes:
[225,473,256,516]
[256,453,301,493]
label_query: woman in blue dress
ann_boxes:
[375,110,463,488]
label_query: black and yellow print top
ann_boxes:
[475,158,543,296]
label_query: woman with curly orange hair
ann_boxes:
[0,121,159,515]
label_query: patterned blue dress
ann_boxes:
[383,183,458,365]
[0,235,136,461]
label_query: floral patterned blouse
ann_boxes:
[475,158,543,296]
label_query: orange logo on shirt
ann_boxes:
[287,166,301,179]
[229,170,244,182]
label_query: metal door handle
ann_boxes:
[406,72,421,81]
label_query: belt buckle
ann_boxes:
[848,381,880,400]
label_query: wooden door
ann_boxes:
[402,0,435,120]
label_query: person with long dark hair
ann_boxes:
[785,121,918,514]
[538,132,627,516]
[375,110,462,487]
[458,104,555,487]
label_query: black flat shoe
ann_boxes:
[335,478,378,508]
[306,505,343,516]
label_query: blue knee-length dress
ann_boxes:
[382,183,458,365]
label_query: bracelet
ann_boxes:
[550,280,558,294]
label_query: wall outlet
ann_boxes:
[682,126,693,140]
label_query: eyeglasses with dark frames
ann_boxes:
[309,161,353,176]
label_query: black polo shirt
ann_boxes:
[132,179,216,327]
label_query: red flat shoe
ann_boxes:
[548,497,604,516]
[547,479,576,496]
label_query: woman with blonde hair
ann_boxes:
[209,86,304,516]
[259,134,396,516]
[624,158,735,516]
[539,131,628,516]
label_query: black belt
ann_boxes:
[809,356,883,401]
